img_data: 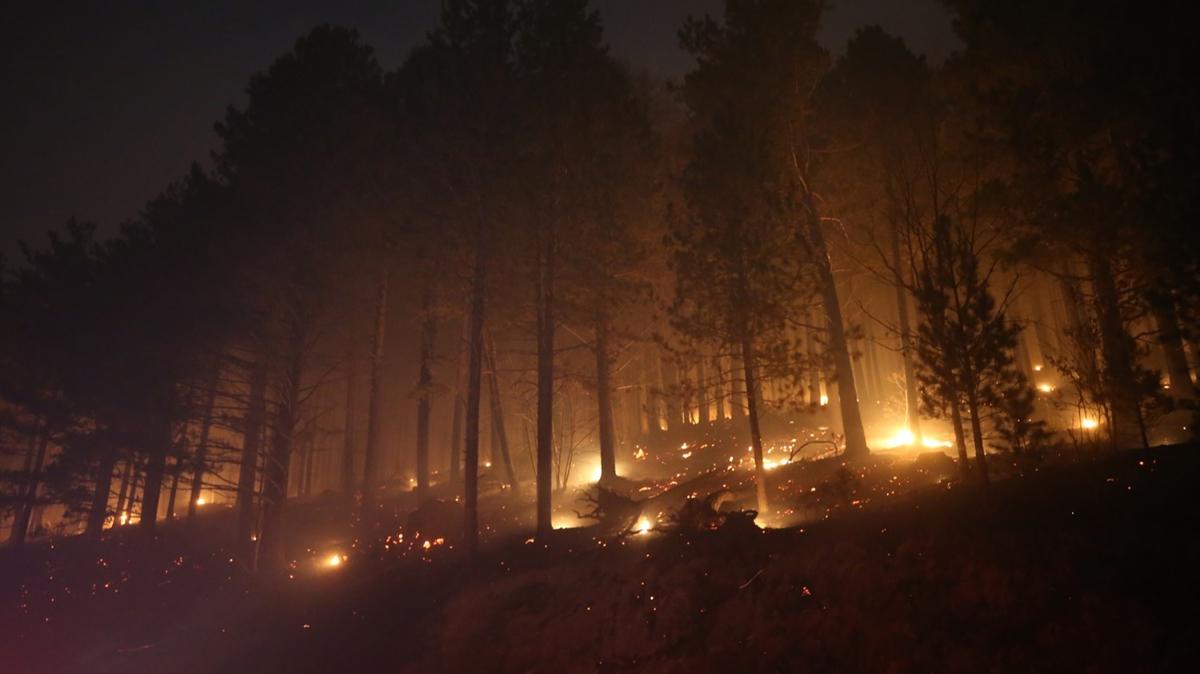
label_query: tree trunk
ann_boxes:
[85,451,118,540]
[1090,254,1143,449]
[1150,291,1197,400]
[464,250,487,557]
[662,357,681,429]
[114,459,132,525]
[10,424,49,545]
[485,331,519,493]
[802,196,869,458]
[966,388,990,487]
[188,360,221,520]
[730,353,747,418]
[595,317,617,482]
[713,356,727,421]
[139,419,171,534]
[341,355,357,505]
[260,318,306,572]
[535,228,556,538]
[300,432,315,496]
[166,459,181,521]
[126,466,141,525]
[415,284,438,504]
[237,363,267,551]
[360,268,389,523]
[740,336,770,515]
[893,224,922,443]
[950,399,971,482]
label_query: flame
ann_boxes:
[762,457,791,471]
[636,517,653,534]
[819,393,829,406]
[1033,364,1043,372]
[195,497,207,506]
[324,553,345,568]
[877,426,953,450]
[1080,417,1100,430]
[1036,383,1054,393]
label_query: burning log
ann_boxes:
[576,486,643,535]
[663,489,758,534]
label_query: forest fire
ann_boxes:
[1,0,1198,672]
[875,427,954,452]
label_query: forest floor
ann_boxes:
[3,443,1199,673]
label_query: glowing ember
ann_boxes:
[636,517,652,534]
[324,553,345,568]
[633,447,647,460]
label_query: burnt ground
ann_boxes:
[3,445,1199,673]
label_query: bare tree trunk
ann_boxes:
[10,424,49,545]
[535,228,555,538]
[1090,255,1143,450]
[893,224,922,443]
[449,311,470,483]
[966,388,990,487]
[485,331,519,493]
[166,459,182,521]
[950,399,970,482]
[85,451,118,540]
[360,269,389,523]
[1150,291,1197,400]
[341,356,357,504]
[126,466,142,525]
[139,418,171,534]
[464,251,487,557]
[662,357,681,429]
[415,284,437,504]
[260,318,306,572]
[740,337,770,515]
[237,363,267,551]
[113,459,132,525]
[188,360,221,520]
[728,353,745,419]
[802,196,870,458]
[300,432,315,496]
[713,356,727,421]
[595,317,617,482]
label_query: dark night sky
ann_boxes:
[0,1,957,257]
